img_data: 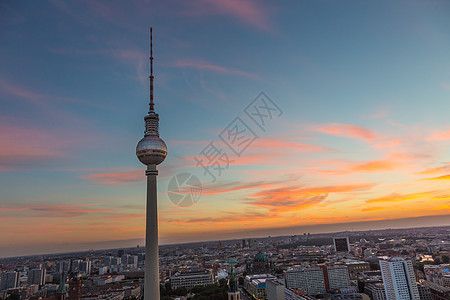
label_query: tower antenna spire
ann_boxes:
[149,27,154,113]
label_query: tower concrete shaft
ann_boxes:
[145,164,159,300]
[136,27,166,300]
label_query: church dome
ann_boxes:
[254,251,267,262]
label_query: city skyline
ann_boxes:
[1,0,450,258]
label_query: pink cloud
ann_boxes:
[315,123,379,143]
[251,138,332,152]
[375,139,401,149]
[0,76,109,111]
[189,0,275,32]
[200,177,298,195]
[0,117,103,172]
[0,119,65,171]
[0,77,43,104]
[416,165,450,175]
[427,130,450,141]
[174,59,259,80]
[0,202,110,217]
[109,214,144,220]
[80,170,144,184]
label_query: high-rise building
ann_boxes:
[333,237,350,253]
[380,257,420,300]
[266,279,285,300]
[364,283,386,300]
[103,256,112,267]
[28,268,46,285]
[71,260,82,272]
[135,27,167,300]
[285,268,326,295]
[0,271,18,290]
[320,265,351,291]
[57,261,70,274]
[80,260,91,275]
[111,257,121,266]
[127,255,138,268]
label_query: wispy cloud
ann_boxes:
[416,164,450,175]
[427,130,450,141]
[251,138,332,152]
[344,158,401,174]
[365,191,436,204]
[0,203,110,217]
[109,214,144,221]
[0,76,104,109]
[0,117,103,172]
[174,59,259,79]
[164,210,271,225]
[0,119,64,171]
[80,170,144,184]
[314,123,379,143]
[188,0,275,32]
[375,139,401,149]
[201,177,298,195]
[422,174,450,181]
[247,184,373,214]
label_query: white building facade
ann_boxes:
[285,268,326,295]
[380,258,420,300]
[170,271,214,289]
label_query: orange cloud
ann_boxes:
[314,157,402,175]
[366,191,436,204]
[200,176,300,195]
[361,207,386,212]
[375,139,401,149]
[422,174,450,180]
[350,159,400,172]
[315,123,378,142]
[247,184,373,214]
[427,130,450,141]
[416,165,450,175]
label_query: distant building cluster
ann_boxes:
[0,226,449,299]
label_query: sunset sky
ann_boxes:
[1,0,450,257]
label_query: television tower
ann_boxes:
[136,28,167,300]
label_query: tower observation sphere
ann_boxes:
[136,113,167,165]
